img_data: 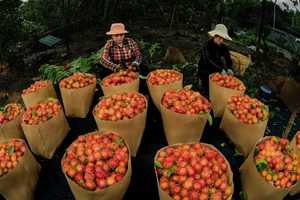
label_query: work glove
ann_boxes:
[227,69,234,76]
[131,61,140,72]
[221,69,227,75]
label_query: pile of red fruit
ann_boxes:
[254,136,300,188]
[155,142,233,200]
[94,92,146,121]
[227,93,269,124]
[211,73,246,91]
[0,139,26,176]
[22,80,51,95]
[147,69,182,85]
[0,103,23,125]
[295,133,300,151]
[101,71,138,87]
[59,73,96,89]
[161,87,211,115]
[21,98,62,125]
[61,132,129,191]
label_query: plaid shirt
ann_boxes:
[100,38,142,72]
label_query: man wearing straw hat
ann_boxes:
[99,23,149,79]
[198,24,234,95]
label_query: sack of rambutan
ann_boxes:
[239,136,300,200]
[146,69,183,112]
[21,80,57,109]
[100,70,140,97]
[209,72,246,118]
[61,131,132,200]
[0,139,40,200]
[93,92,147,157]
[59,73,96,118]
[219,94,269,156]
[154,142,234,200]
[160,85,212,145]
[288,131,300,196]
[0,103,25,141]
[20,98,70,159]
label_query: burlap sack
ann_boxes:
[160,101,210,145]
[22,82,58,109]
[209,73,245,118]
[93,93,148,157]
[100,76,140,97]
[219,107,268,157]
[62,131,132,200]
[289,131,300,196]
[230,51,251,77]
[0,139,40,200]
[154,142,234,200]
[60,82,96,118]
[280,79,300,112]
[21,109,70,159]
[239,137,296,200]
[0,106,25,142]
[146,73,183,112]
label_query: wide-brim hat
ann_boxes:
[208,24,232,41]
[106,23,129,35]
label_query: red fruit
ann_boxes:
[160,181,169,190]
[178,167,187,176]
[115,173,123,182]
[147,69,182,86]
[85,180,96,191]
[74,173,84,183]
[163,161,173,169]
[108,158,119,169]
[193,181,203,191]
[183,180,193,190]
[84,172,95,181]
[97,179,107,189]
[67,167,76,178]
[171,184,181,195]
[107,176,116,186]
[189,190,200,200]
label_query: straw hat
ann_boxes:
[106,23,129,35]
[208,24,232,41]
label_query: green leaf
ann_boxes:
[260,106,269,111]
[154,160,164,168]
[138,75,147,79]
[170,166,177,172]
[115,138,123,146]
[160,169,166,174]
[207,113,213,126]
[10,107,14,111]
[220,143,225,147]
[254,148,260,157]
[275,107,280,112]
[233,148,242,157]
[167,170,172,178]
[262,114,267,121]
[47,98,55,102]
[273,122,279,126]
[32,109,36,116]
[256,159,268,171]
[0,106,7,111]
[184,85,193,89]
[176,88,182,92]
[8,146,14,155]
[37,99,45,104]
[124,101,129,105]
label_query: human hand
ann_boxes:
[227,69,234,76]
[131,61,140,72]
[221,69,227,75]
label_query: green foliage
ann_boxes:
[238,30,257,46]
[136,40,162,64]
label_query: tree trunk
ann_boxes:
[176,0,179,34]
[169,0,176,29]
[219,0,225,22]
[283,93,300,139]
[256,0,267,58]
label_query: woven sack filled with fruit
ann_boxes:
[146,69,183,112]
[0,139,40,200]
[209,73,246,118]
[59,73,96,118]
[0,103,25,141]
[21,80,58,109]
[239,136,300,200]
[100,70,140,97]
[160,86,212,145]
[20,98,70,159]
[219,94,269,156]
[288,131,300,195]
[154,142,234,200]
[93,92,147,157]
[61,131,132,200]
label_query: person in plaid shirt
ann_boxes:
[99,23,148,79]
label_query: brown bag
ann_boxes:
[219,108,268,157]
[209,73,245,118]
[93,93,148,157]
[229,51,251,77]
[60,82,96,118]
[154,142,234,200]
[22,82,58,109]
[0,107,25,142]
[100,76,140,97]
[0,139,40,200]
[289,131,300,196]
[21,109,70,159]
[160,102,210,145]
[280,79,300,112]
[147,74,183,112]
[62,131,132,200]
[239,137,296,200]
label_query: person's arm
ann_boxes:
[129,39,142,65]
[201,43,223,73]
[223,46,232,70]
[100,42,120,72]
